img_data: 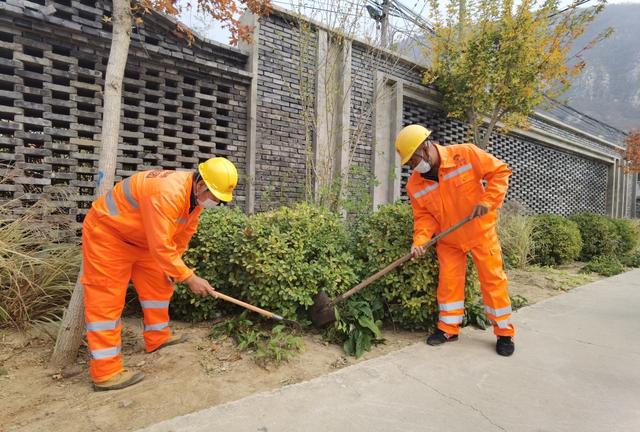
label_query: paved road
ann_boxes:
[140,270,640,432]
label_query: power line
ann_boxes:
[542,94,627,138]
[547,0,595,18]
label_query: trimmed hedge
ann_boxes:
[531,215,582,266]
[351,202,480,330]
[171,207,248,322]
[230,204,360,320]
[580,255,625,277]
[611,218,639,256]
[569,213,620,261]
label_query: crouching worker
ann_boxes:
[395,125,516,356]
[82,157,238,391]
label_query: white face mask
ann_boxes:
[196,183,219,209]
[198,197,219,209]
[415,159,432,174]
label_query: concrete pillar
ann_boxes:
[607,161,617,217]
[372,74,403,209]
[313,30,351,204]
[238,12,259,214]
[633,174,638,218]
[617,162,625,218]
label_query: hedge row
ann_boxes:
[172,203,480,335]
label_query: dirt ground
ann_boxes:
[0,263,603,432]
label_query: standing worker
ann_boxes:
[82,157,238,391]
[395,125,515,356]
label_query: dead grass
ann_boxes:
[0,187,81,330]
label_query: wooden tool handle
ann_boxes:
[331,214,475,306]
[212,291,283,321]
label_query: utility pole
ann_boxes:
[380,0,391,48]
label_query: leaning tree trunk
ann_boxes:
[50,0,132,367]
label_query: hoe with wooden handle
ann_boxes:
[211,291,302,330]
[309,215,475,328]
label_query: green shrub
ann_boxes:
[610,218,639,256]
[580,255,625,277]
[230,204,359,320]
[350,202,479,330]
[569,213,620,261]
[531,215,582,266]
[621,250,640,268]
[497,207,535,269]
[171,207,248,322]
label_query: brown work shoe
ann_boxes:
[93,369,144,392]
[148,334,188,353]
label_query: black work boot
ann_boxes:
[496,336,515,356]
[426,328,459,346]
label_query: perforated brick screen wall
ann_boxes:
[402,99,609,215]
[0,0,250,227]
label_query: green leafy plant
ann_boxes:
[171,207,248,322]
[570,214,620,261]
[230,204,359,320]
[610,218,639,256]
[580,255,625,277]
[531,215,582,266]
[510,294,529,311]
[350,202,479,330]
[324,299,384,359]
[621,250,640,268]
[210,312,304,367]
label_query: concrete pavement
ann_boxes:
[140,269,640,432]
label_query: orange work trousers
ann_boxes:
[81,212,174,383]
[435,234,515,337]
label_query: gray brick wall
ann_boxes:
[402,100,609,215]
[1,4,631,222]
[0,0,250,225]
[349,42,424,201]
[255,14,316,211]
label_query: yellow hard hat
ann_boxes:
[395,124,432,165]
[198,157,238,202]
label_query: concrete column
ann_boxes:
[334,39,352,200]
[313,31,351,203]
[239,12,259,213]
[633,174,638,218]
[372,73,402,209]
[390,80,403,203]
[606,161,616,217]
[314,29,330,198]
[617,162,625,217]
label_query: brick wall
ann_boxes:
[402,100,610,215]
[0,0,250,225]
[254,14,316,211]
[1,3,632,222]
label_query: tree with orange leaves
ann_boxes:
[621,130,640,173]
[51,0,272,368]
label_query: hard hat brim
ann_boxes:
[211,188,233,202]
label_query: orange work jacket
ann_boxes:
[89,170,202,282]
[407,144,511,251]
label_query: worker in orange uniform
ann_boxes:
[82,157,238,391]
[395,125,515,356]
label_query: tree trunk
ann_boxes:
[50,0,132,368]
[478,106,502,149]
